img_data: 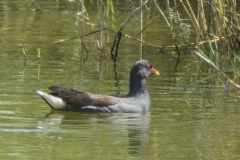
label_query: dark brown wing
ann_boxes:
[48,86,119,112]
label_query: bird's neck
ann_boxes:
[127,77,148,97]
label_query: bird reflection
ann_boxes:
[126,113,150,155]
[38,111,151,156]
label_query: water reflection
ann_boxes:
[41,111,151,156]
[126,114,150,156]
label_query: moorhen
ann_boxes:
[34,59,159,113]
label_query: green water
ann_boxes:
[0,0,240,159]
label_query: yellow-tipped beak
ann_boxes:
[154,71,160,75]
[151,66,160,75]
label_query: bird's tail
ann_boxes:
[34,90,66,110]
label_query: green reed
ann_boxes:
[65,0,240,87]
[176,0,240,88]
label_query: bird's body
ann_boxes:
[35,60,159,113]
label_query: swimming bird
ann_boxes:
[34,59,159,113]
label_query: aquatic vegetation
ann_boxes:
[177,0,240,88]
[22,48,27,61]
[63,0,240,88]
[37,48,41,61]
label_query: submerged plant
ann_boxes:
[22,48,27,61]
[37,48,41,60]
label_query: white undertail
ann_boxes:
[34,90,66,109]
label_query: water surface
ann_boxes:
[0,1,240,159]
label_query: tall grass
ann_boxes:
[177,0,240,88]
[64,0,240,88]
